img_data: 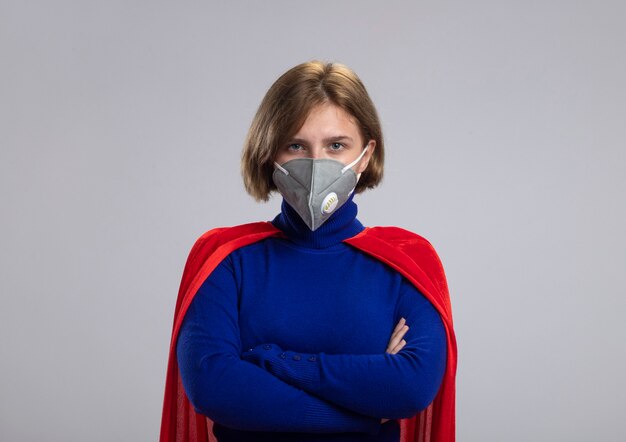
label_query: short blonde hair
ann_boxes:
[241,61,385,201]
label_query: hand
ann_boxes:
[386,317,409,354]
[381,319,409,424]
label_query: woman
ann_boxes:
[160,61,457,442]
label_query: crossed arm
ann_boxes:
[176,257,446,433]
[242,319,413,420]
[241,298,447,419]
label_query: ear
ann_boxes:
[356,140,376,174]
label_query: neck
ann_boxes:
[271,194,364,249]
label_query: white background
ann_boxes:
[1,1,625,441]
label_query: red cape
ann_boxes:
[160,222,457,442]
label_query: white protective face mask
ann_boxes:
[273,146,369,231]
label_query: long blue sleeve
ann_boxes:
[241,279,447,419]
[176,256,381,434]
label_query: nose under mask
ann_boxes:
[272,147,368,231]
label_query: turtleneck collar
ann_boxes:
[271,193,365,249]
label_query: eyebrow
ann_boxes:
[288,135,355,144]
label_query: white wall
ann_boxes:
[1,1,624,440]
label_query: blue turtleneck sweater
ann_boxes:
[176,197,447,441]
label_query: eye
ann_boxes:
[287,143,304,151]
[329,142,344,150]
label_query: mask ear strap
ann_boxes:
[341,145,369,174]
[274,161,289,175]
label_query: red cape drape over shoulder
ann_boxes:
[160,222,457,442]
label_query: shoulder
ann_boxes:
[193,221,279,243]
[359,226,440,259]
[181,222,280,277]
[350,225,448,291]
[189,222,279,255]
[363,226,434,246]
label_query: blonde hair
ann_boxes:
[241,61,385,201]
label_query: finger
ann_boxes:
[390,323,409,343]
[390,324,409,346]
[386,325,409,353]
[386,319,409,353]
[388,320,407,346]
[391,318,406,336]
[386,326,406,352]
[388,339,407,355]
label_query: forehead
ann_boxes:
[291,102,360,139]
